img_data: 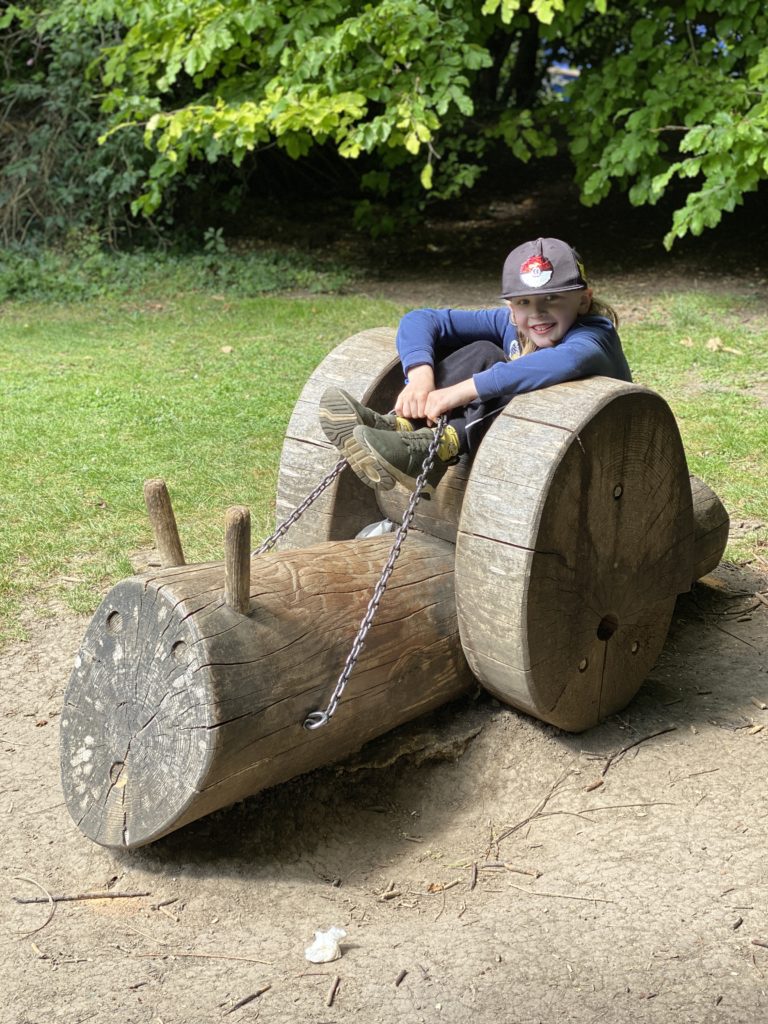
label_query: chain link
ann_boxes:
[252,456,348,556]
[303,416,447,730]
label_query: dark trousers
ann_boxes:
[433,340,509,454]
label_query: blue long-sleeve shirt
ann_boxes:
[396,307,631,401]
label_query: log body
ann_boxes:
[61,534,472,849]
[456,378,694,732]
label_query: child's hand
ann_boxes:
[395,365,436,419]
[423,379,479,423]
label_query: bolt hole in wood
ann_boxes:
[596,614,619,641]
[105,610,122,635]
[171,640,187,662]
[613,483,623,499]
[631,640,640,654]
[578,658,589,673]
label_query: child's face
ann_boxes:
[506,288,592,348]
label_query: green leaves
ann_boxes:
[3,0,766,245]
[88,0,495,213]
[562,2,768,246]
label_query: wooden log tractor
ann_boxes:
[60,328,729,850]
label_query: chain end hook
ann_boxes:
[303,710,331,730]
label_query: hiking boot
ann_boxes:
[346,425,460,492]
[318,386,412,451]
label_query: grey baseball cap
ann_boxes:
[500,237,588,298]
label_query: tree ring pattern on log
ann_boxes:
[61,579,213,849]
[456,378,694,733]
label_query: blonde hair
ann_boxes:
[512,293,619,357]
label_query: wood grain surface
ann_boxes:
[61,534,472,849]
[456,378,696,732]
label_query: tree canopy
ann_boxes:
[1,0,766,246]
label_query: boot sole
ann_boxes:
[344,434,398,491]
[347,431,441,494]
[318,388,360,450]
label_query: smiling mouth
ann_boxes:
[530,323,556,334]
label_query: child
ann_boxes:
[319,237,631,492]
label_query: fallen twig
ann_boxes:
[601,727,677,776]
[14,890,151,905]
[151,897,178,910]
[395,969,408,987]
[326,975,341,1007]
[507,882,615,904]
[469,863,478,892]
[225,986,270,1015]
[712,622,757,649]
[576,802,676,813]
[751,939,768,950]
[495,767,580,843]
[134,950,273,965]
[13,876,56,937]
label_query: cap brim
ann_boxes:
[499,282,588,299]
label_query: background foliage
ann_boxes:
[1,0,766,246]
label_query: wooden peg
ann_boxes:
[224,506,251,614]
[143,479,185,567]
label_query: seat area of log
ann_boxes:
[60,534,473,849]
[455,377,696,732]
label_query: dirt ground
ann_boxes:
[3,260,768,1024]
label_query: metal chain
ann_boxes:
[303,416,447,731]
[252,456,348,556]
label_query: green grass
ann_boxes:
[0,293,402,642]
[1,284,766,645]
[617,288,768,547]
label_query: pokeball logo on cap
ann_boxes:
[519,254,553,288]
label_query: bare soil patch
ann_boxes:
[2,550,768,1024]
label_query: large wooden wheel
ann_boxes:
[455,378,694,731]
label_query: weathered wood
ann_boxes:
[689,474,730,581]
[455,379,694,732]
[143,478,185,567]
[60,534,472,849]
[275,327,401,547]
[224,506,251,613]
[375,457,472,544]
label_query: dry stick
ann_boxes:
[326,976,341,1007]
[134,950,273,965]
[495,767,574,844]
[712,622,757,649]
[601,726,677,777]
[13,876,56,937]
[469,863,478,892]
[752,939,768,950]
[395,969,408,987]
[507,882,615,904]
[143,479,185,567]
[225,986,271,1015]
[14,890,151,905]
[576,802,676,813]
